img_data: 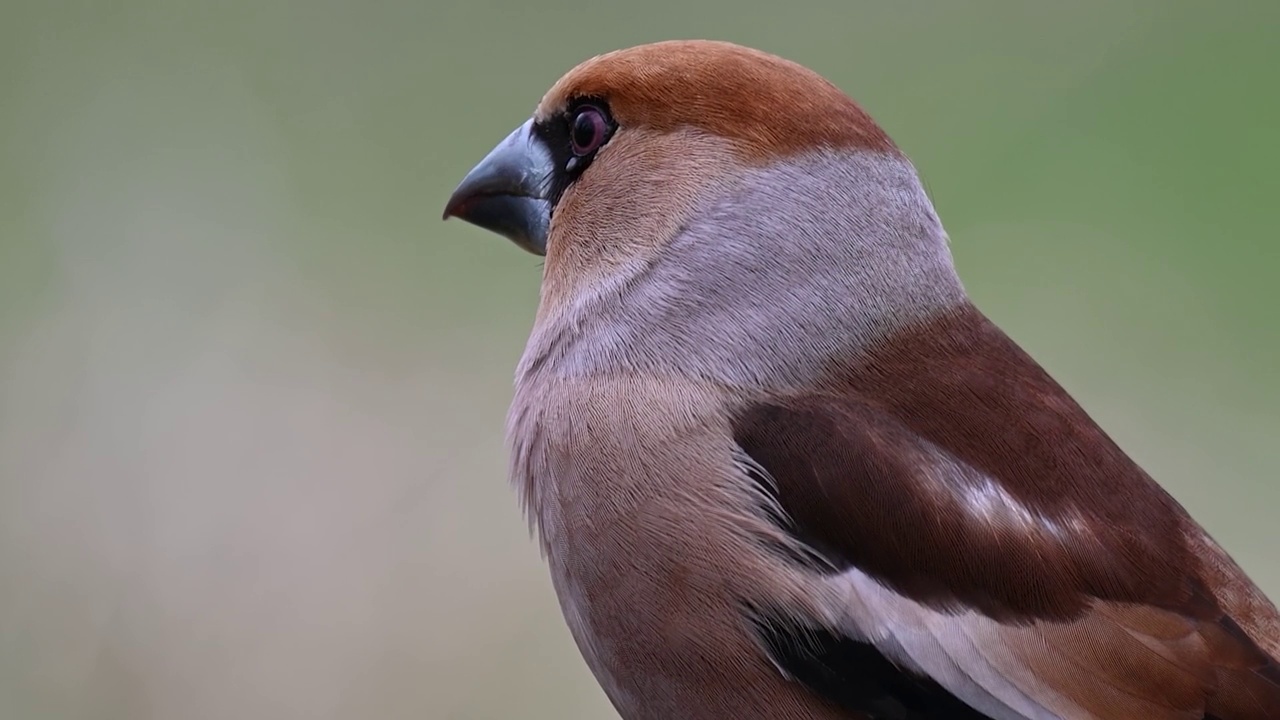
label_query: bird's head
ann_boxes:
[444,40,965,383]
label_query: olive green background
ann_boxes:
[0,1,1276,718]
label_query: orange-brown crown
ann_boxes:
[536,40,897,163]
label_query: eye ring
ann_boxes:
[569,104,610,157]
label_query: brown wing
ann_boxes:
[733,305,1280,719]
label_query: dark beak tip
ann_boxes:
[441,192,466,222]
[439,119,550,254]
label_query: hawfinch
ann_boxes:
[442,40,1279,719]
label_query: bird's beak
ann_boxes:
[442,119,553,256]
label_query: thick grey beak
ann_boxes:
[442,119,553,256]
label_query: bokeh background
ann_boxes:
[1,1,1276,718]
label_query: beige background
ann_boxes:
[1,1,1276,718]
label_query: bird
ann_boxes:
[441,39,1280,720]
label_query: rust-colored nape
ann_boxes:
[536,40,898,163]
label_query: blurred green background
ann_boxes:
[0,1,1276,718]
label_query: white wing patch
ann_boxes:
[918,441,1092,546]
[956,477,1089,542]
[827,567,1083,720]
[780,444,1100,718]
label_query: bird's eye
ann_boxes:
[569,105,610,156]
